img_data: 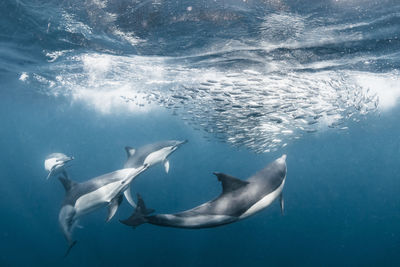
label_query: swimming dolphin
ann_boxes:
[124,140,187,172]
[122,140,187,207]
[58,165,148,256]
[44,153,74,180]
[120,155,287,229]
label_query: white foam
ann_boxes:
[19,72,28,81]
[61,11,93,38]
[70,85,156,114]
[46,53,170,114]
[37,51,382,151]
[354,71,400,111]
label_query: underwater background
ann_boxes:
[0,0,399,265]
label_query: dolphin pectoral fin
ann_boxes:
[279,193,284,216]
[72,219,84,229]
[47,164,61,180]
[106,205,118,222]
[164,160,170,174]
[64,240,77,257]
[125,146,136,158]
[124,186,136,208]
[106,195,123,222]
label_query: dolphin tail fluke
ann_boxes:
[120,194,154,228]
[64,240,77,257]
[145,208,155,215]
[119,211,147,228]
[136,194,154,215]
[62,170,69,179]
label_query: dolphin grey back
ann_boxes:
[248,157,286,191]
[167,156,287,218]
[120,155,287,229]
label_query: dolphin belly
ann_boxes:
[147,213,238,229]
[143,147,170,166]
[74,181,122,215]
[73,167,145,215]
[239,177,286,219]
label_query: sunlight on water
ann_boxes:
[15,0,400,153]
[26,51,384,153]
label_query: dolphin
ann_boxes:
[58,165,148,256]
[120,155,287,229]
[44,153,74,180]
[124,140,187,172]
[122,140,187,207]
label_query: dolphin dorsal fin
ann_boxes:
[58,176,77,191]
[213,172,249,194]
[125,146,136,158]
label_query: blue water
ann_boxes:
[1,0,400,266]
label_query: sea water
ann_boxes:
[0,0,399,266]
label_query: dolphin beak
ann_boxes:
[171,140,188,151]
[277,154,287,164]
[64,157,74,164]
[178,140,188,146]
